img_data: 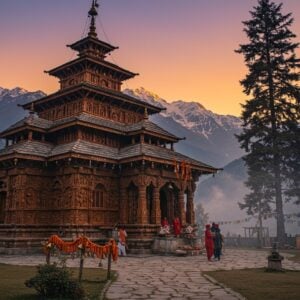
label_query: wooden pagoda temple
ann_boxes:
[0,1,218,252]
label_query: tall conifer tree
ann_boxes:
[236,0,300,246]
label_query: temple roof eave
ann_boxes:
[119,155,218,174]
[127,130,179,142]
[0,113,180,143]
[0,153,46,163]
[0,152,217,174]
[0,140,219,174]
[67,36,118,54]
[22,83,163,114]
[0,124,47,138]
[45,56,138,80]
[48,152,117,164]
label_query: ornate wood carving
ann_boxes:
[39,100,84,120]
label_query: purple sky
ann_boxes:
[0,0,299,115]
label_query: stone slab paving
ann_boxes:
[0,249,299,300]
[105,249,300,300]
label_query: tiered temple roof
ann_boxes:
[0,0,218,176]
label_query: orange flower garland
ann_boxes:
[44,235,118,261]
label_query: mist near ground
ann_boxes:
[195,159,300,237]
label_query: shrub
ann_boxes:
[25,263,85,299]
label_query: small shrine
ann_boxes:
[0,1,217,253]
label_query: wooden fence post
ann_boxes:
[78,247,85,282]
[46,249,51,265]
[107,243,112,280]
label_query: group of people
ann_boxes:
[205,222,224,261]
[116,220,224,260]
[160,216,182,237]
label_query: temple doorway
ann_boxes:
[160,183,179,224]
[0,192,6,224]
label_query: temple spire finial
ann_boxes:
[88,0,99,38]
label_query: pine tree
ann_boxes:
[236,0,300,246]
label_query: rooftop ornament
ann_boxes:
[88,0,99,38]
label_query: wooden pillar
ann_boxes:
[138,185,147,224]
[119,187,127,224]
[178,190,186,226]
[186,192,195,224]
[83,99,87,112]
[169,191,174,222]
[78,128,82,140]
[153,187,161,224]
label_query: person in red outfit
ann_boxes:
[205,224,214,261]
[173,217,181,237]
[161,217,169,227]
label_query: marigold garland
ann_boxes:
[44,235,118,261]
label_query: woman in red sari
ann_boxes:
[205,224,214,261]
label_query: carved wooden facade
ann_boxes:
[0,2,217,251]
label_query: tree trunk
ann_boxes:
[265,30,286,247]
[274,165,286,247]
[258,200,263,248]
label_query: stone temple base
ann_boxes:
[152,236,202,255]
[0,224,199,255]
[125,224,160,254]
[0,224,162,255]
[0,224,111,255]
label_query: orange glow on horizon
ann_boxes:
[0,0,299,117]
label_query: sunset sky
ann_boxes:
[0,0,299,116]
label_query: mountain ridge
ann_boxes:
[0,86,244,167]
[124,87,244,167]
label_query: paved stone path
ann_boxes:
[0,249,299,299]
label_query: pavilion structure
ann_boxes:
[0,1,217,252]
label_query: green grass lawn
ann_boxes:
[204,268,300,300]
[0,263,113,300]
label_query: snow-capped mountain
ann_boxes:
[0,87,45,147]
[0,87,44,103]
[125,88,244,167]
[125,87,242,138]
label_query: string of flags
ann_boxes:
[210,212,300,226]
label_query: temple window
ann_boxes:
[92,184,106,208]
